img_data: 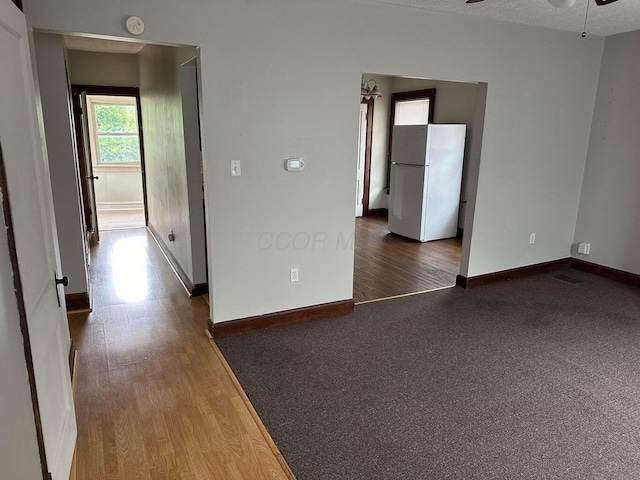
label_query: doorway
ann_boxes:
[63,36,209,299]
[353,74,485,304]
[356,97,373,217]
[71,86,147,242]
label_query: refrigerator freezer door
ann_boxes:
[388,163,428,241]
[423,124,466,241]
[392,125,429,166]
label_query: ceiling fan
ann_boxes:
[465,0,619,5]
[464,0,620,36]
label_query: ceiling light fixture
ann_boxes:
[361,78,382,100]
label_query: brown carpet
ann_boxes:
[218,269,640,479]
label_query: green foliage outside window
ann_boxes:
[94,103,141,164]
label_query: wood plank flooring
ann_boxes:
[354,215,462,303]
[97,208,146,231]
[68,228,294,479]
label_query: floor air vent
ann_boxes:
[552,273,585,285]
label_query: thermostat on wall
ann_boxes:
[285,157,305,171]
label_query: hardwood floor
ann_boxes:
[354,215,462,303]
[97,208,146,231]
[68,228,294,479]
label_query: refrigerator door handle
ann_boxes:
[392,163,424,168]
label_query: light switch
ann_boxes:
[231,160,241,177]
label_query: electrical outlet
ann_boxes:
[529,233,536,244]
[578,242,591,255]
[290,267,299,283]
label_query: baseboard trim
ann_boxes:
[207,319,215,340]
[211,299,355,338]
[96,201,144,211]
[68,340,76,383]
[206,339,296,479]
[65,292,91,312]
[69,350,78,480]
[192,283,208,296]
[147,223,208,297]
[367,208,388,218]
[456,257,640,290]
[571,258,640,287]
[456,258,572,289]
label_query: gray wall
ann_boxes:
[30,0,604,323]
[33,32,88,295]
[66,50,139,87]
[573,30,640,275]
[138,44,197,283]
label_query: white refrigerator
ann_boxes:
[388,124,466,242]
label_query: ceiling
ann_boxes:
[368,0,640,37]
[63,35,146,54]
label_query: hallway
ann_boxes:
[68,229,293,479]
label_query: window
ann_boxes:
[394,98,431,125]
[386,88,436,190]
[87,95,141,166]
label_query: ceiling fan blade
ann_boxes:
[465,0,485,3]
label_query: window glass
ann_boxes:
[88,97,141,165]
[96,135,141,163]
[394,99,430,125]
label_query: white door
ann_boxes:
[0,2,77,479]
[355,103,367,217]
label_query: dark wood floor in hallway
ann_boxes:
[354,215,462,303]
[68,229,293,479]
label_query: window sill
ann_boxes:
[93,164,142,173]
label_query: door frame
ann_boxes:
[70,88,97,243]
[386,88,436,191]
[360,97,374,216]
[0,143,50,480]
[70,84,149,229]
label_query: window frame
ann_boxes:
[386,88,436,191]
[86,94,142,169]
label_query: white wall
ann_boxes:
[94,169,144,209]
[29,0,603,322]
[32,32,88,295]
[138,44,196,282]
[573,30,640,275]
[0,197,42,480]
[66,50,138,87]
